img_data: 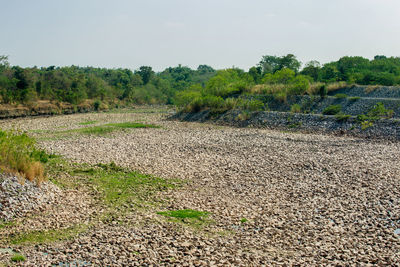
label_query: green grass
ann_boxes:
[335,113,351,122]
[8,224,87,245]
[157,209,210,227]
[334,93,348,99]
[322,104,342,115]
[349,96,361,102]
[79,126,116,135]
[240,218,248,223]
[69,162,182,210]
[78,120,97,125]
[0,129,48,184]
[11,253,25,262]
[104,122,160,129]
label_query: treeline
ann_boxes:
[177,54,400,113]
[1,54,400,109]
[0,55,215,106]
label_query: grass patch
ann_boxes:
[349,96,361,102]
[240,218,248,223]
[157,209,210,227]
[79,126,116,135]
[69,162,182,210]
[322,104,342,115]
[8,224,87,245]
[334,93,348,99]
[0,130,50,184]
[11,253,25,262]
[78,120,97,125]
[104,122,160,129]
[335,113,351,122]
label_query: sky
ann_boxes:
[1,0,400,71]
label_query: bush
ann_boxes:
[349,96,360,102]
[93,100,101,111]
[368,102,394,118]
[322,105,342,115]
[237,99,264,112]
[334,93,348,99]
[319,85,328,98]
[290,104,301,113]
[335,113,351,122]
[0,130,46,184]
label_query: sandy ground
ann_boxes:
[0,109,400,266]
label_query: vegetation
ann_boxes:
[70,162,181,210]
[334,93,348,99]
[0,129,49,184]
[0,55,215,106]
[322,105,342,115]
[157,209,210,227]
[1,53,400,117]
[10,253,25,262]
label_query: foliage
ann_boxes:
[322,105,342,115]
[11,253,25,262]
[290,104,301,113]
[0,130,47,184]
[258,54,301,74]
[334,93,348,99]
[335,113,351,122]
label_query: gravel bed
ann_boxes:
[0,174,61,222]
[0,111,400,265]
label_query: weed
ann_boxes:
[9,224,88,245]
[334,93,348,99]
[157,209,210,227]
[104,122,160,129]
[79,120,97,125]
[361,120,373,130]
[322,105,342,115]
[79,126,116,135]
[11,253,25,262]
[0,130,47,184]
[335,113,351,122]
[240,218,248,223]
[349,96,360,102]
[290,104,301,113]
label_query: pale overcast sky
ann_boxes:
[1,0,400,71]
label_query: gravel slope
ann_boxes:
[0,110,399,266]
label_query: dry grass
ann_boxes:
[0,130,47,185]
[365,85,380,94]
[326,82,349,92]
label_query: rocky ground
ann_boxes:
[0,108,399,266]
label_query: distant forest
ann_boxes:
[0,54,399,107]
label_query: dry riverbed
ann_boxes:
[0,108,400,266]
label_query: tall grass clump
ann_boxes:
[0,130,46,184]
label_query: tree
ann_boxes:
[248,66,262,83]
[135,66,154,85]
[258,54,301,74]
[300,60,321,81]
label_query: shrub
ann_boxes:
[368,102,394,118]
[93,100,101,111]
[322,105,342,115]
[290,104,301,113]
[335,113,351,122]
[236,99,264,112]
[0,130,46,185]
[11,253,25,262]
[349,96,360,102]
[319,85,328,98]
[334,93,348,99]
[273,91,287,103]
